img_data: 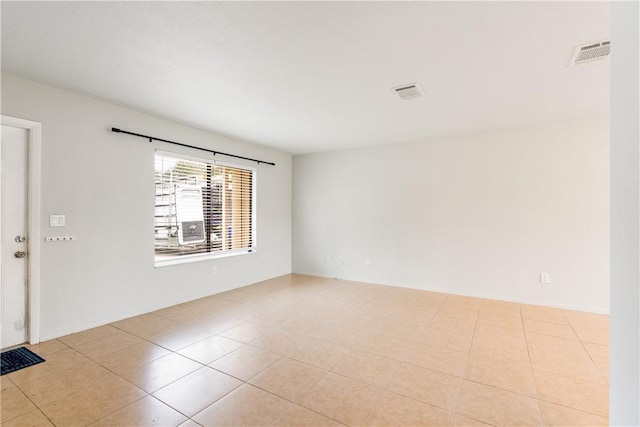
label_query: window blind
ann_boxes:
[154,151,255,263]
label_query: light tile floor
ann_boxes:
[1,274,609,426]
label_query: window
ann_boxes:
[154,151,255,265]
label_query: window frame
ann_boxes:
[154,149,257,267]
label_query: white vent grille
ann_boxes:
[392,82,424,100]
[571,40,610,66]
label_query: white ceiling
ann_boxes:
[1,1,609,154]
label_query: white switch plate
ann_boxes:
[49,214,66,227]
[540,273,550,284]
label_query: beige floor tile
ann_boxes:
[365,391,454,426]
[73,329,143,359]
[403,343,469,377]
[250,330,310,356]
[470,325,530,367]
[584,342,609,365]
[521,305,568,325]
[192,384,295,426]
[523,319,577,339]
[153,303,194,319]
[330,348,400,389]
[272,404,343,426]
[1,381,36,422]
[479,300,522,318]
[177,312,243,335]
[110,313,163,332]
[572,325,610,346]
[387,363,463,411]
[288,338,349,370]
[539,401,608,426]
[357,332,417,361]
[153,367,242,416]
[209,345,280,380]
[164,307,224,326]
[168,304,229,324]
[525,331,572,349]
[584,342,610,384]
[301,372,384,426]
[126,317,187,340]
[91,395,187,426]
[8,348,90,385]
[433,306,479,323]
[464,355,537,397]
[453,414,492,426]
[93,341,171,375]
[475,323,526,341]
[423,318,476,353]
[456,380,542,426]
[219,321,272,343]
[534,371,609,417]
[562,310,609,331]
[57,325,121,348]
[177,335,244,364]
[527,334,603,384]
[598,363,609,385]
[39,375,145,426]
[25,339,69,357]
[118,353,203,393]
[1,375,16,390]
[178,419,203,427]
[150,327,212,351]
[190,295,243,313]
[441,295,483,312]
[249,357,327,403]
[476,311,524,331]
[17,361,115,407]
[1,409,54,427]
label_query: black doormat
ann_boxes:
[1,347,45,375]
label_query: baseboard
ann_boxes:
[290,270,610,315]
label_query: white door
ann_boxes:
[1,125,29,349]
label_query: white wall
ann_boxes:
[1,75,292,340]
[293,117,609,312]
[610,1,640,424]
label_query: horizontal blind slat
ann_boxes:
[154,152,254,263]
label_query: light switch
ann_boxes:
[50,214,66,227]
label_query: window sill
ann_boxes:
[154,248,255,268]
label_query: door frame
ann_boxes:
[1,115,41,345]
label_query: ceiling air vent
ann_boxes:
[570,40,610,66]
[392,82,424,100]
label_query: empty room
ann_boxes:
[1,1,638,426]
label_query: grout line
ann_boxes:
[519,306,545,426]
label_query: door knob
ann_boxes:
[14,251,26,258]
[15,235,26,243]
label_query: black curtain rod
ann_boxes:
[111,127,276,166]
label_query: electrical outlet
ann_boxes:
[212,266,218,274]
[364,257,371,266]
[540,272,550,284]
